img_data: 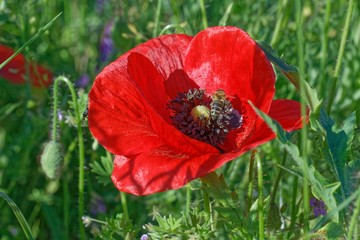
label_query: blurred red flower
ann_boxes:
[0,45,53,87]
[88,26,306,196]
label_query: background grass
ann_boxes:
[0,0,359,239]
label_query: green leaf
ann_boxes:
[90,155,113,186]
[318,109,350,198]
[249,102,339,222]
[257,41,299,87]
[320,222,344,239]
[257,41,322,114]
[341,111,356,146]
[200,172,230,204]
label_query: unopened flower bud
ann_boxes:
[40,140,63,180]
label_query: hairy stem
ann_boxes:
[53,76,85,239]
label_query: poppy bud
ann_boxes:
[40,140,63,180]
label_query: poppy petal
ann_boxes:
[89,34,218,157]
[89,74,164,155]
[126,34,192,80]
[184,26,275,114]
[112,149,243,195]
[89,67,218,157]
[164,69,199,99]
[0,45,53,87]
[242,99,306,151]
[127,52,168,119]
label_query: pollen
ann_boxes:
[167,88,243,149]
[190,105,210,126]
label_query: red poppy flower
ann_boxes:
[88,26,306,196]
[0,44,53,87]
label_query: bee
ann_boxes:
[210,89,227,120]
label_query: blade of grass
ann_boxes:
[0,191,35,240]
[152,0,162,37]
[319,0,332,97]
[295,0,310,237]
[327,0,354,114]
[256,152,264,240]
[348,187,360,238]
[218,2,233,26]
[271,0,290,47]
[199,0,208,29]
[0,12,62,70]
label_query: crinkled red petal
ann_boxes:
[184,26,275,114]
[0,45,52,87]
[183,27,275,149]
[89,34,218,157]
[242,99,306,151]
[110,99,306,196]
[112,149,244,196]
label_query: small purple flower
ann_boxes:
[99,20,114,65]
[310,198,327,217]
[75,74,90,88]
[89,193,107,216]
[140,234,149,240]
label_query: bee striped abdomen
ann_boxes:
[210,99,226,120]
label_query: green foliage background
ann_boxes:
[0,0,359,239]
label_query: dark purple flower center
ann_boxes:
[167,88,243,149]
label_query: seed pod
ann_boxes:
[40,140,63,180]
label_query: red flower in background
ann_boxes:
[0,45,53,87]
[88,26,306,196]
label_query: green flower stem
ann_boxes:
[63,140,77,240]
[0,191,35,240]
[287,176,298,238]
[63,174,70,240]
[296,1,310,238]
[120,192,129,222]
[152,0,162,37]
[52,76,85,240]
[269,150,287,207]
[256,153,264,240]
[319,0,332,96]
[327,0,354,114]
[185,184,191,216]
[246,151,256,215]
[0,12,61,70]
[199,0,208,29]
[348,189,360,239]
[202,188,214,231]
